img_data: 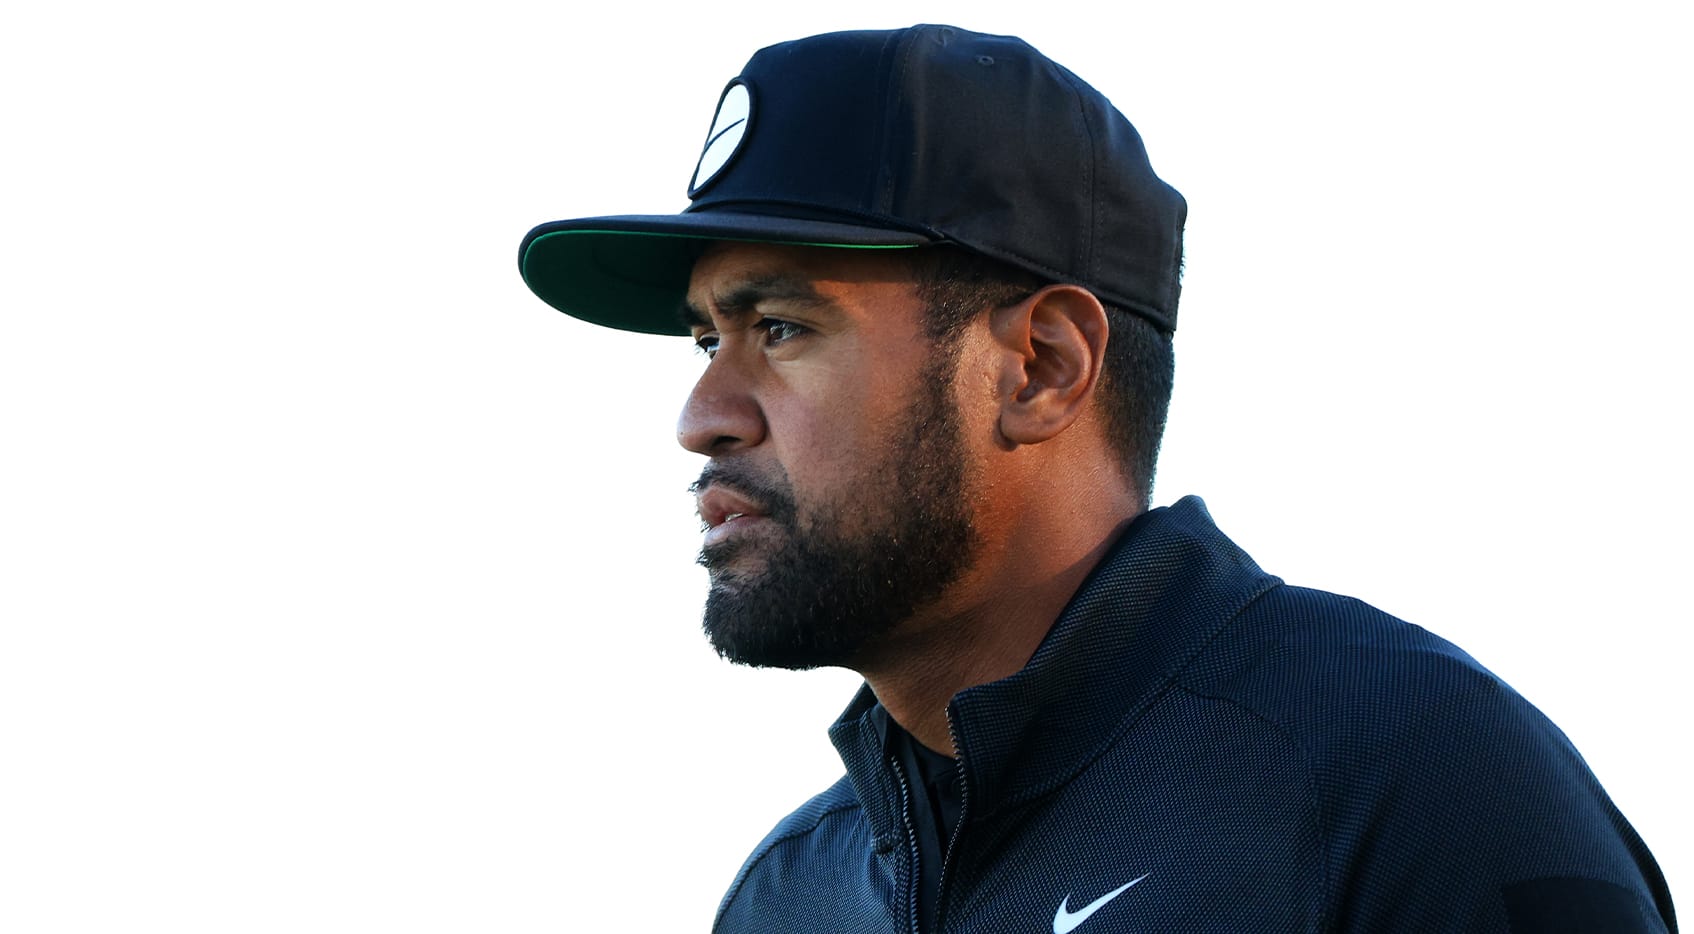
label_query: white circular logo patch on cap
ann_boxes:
[689,81,751,197]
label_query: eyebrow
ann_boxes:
[677,273,833,331]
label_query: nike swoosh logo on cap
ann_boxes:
[690,81,752,194]
[1052,873,1149,934]
[704,117,746,150]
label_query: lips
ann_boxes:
[697,484,770,546]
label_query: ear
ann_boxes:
[988,284,1109,445]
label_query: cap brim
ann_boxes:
[518,211,937,336]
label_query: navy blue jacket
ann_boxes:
[714,497,1676,932]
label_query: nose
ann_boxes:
[677,358,767,455]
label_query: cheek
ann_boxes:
[763,384,877,493]
[763,355,917,496]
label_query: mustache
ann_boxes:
[690,461,798,524]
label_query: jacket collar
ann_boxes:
[828,496,1281,843]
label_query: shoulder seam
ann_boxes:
[1165,682,1335,933]
[712,794,862,930]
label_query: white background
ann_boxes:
[3,1,1687,930]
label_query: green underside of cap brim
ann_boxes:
[520,224,931,337]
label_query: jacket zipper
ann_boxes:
[933,713,970,932]
[891,756,923,934]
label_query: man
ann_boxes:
[518,24,1676,934]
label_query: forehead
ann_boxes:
[685,242,923,319]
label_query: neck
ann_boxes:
[856,509,1139,754]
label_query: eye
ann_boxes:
[756,317,809,346]
[692,332,720,358]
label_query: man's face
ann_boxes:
[680,243,982,670]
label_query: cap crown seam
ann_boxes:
[877,27,918,218]
[1057,67,1100,295]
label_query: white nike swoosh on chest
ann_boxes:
[1052,873,1149,934]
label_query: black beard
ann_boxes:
[694,359,978,670]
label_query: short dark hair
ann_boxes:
[907,247,1175,509]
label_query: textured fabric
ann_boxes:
[872,704,963,933]
[712,496,1677,933]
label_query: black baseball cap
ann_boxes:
[518,24,1186,335]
